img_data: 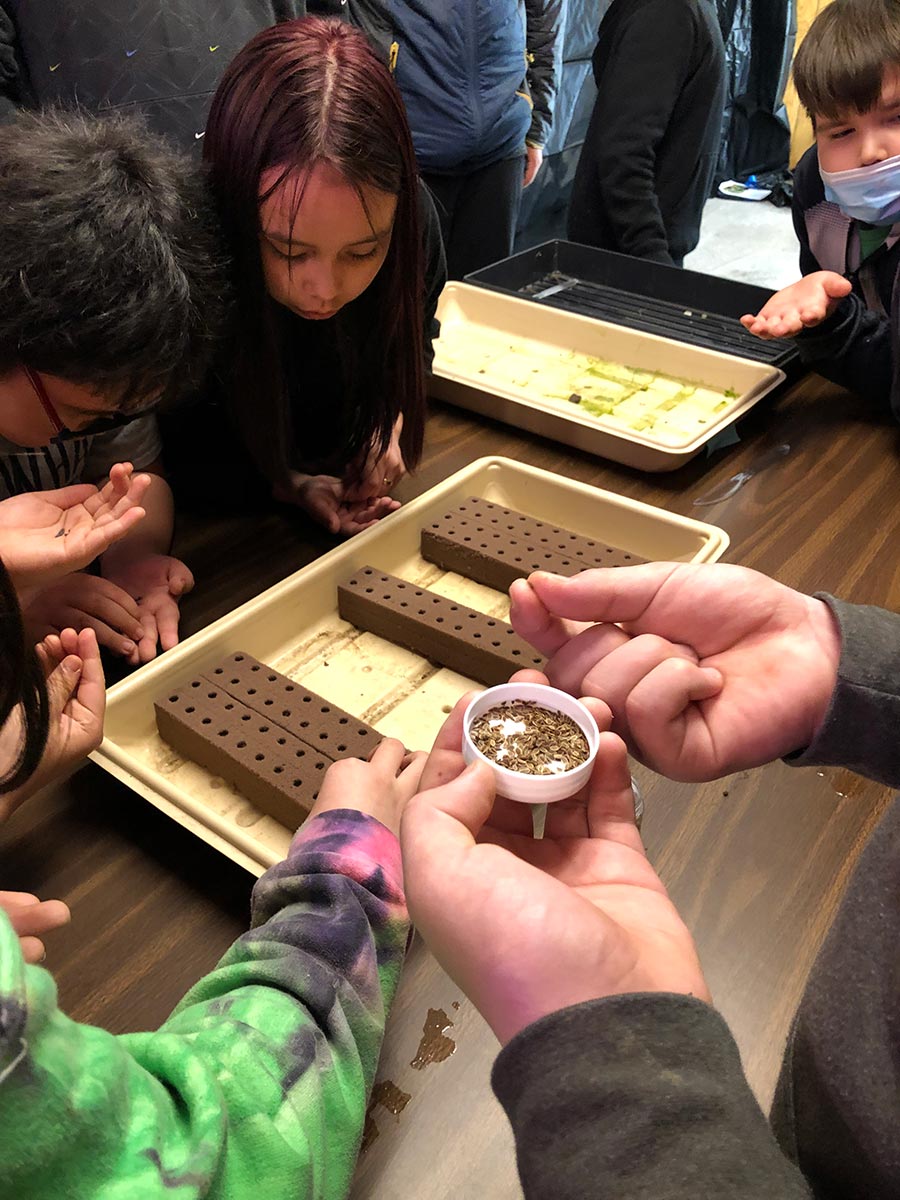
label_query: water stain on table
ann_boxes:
[371,1079,411,1116]
[361,1079,412,1155]
[410,1007,456,1070]
[361,1112,380,1153]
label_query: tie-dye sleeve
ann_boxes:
[0,808,409,1199]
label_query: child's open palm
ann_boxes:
[0,463,149,592]
[741,271,852,339]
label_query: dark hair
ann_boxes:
[0,109,231,411]
[794,0,900,122]
[0,559,48,795]
[204,16,426,486]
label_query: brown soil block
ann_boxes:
[421,496,646,592]
[155,681,331,829]
[204,652,379,761]
[337,566,545,687]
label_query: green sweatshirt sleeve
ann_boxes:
[0,808,408,1198]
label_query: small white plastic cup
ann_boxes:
[462,682,600,803]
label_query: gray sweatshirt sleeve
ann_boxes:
[493,594,900,1200]
[789,594,900,786]
[492,994,812,1199]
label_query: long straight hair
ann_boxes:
[204,17,426,486]
[0,558,49,794]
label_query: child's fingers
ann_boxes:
[4,896,71,938]
[367,737,408,776]
[153,599,181,653]
[396,750,428,798]
[19,935,46,964]
[168,561,195,597]
[62,611,134,658]
[39,483,98,510]
[57,627,83,658]
[0,890,39,908]
[83,464,132,514]
[45,653,84,715]
[135,613,160,663]
[72,628,106,724]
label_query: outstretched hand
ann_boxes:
[740,271,852,339]
[102,553,194,665]
[0,627,106,822]
[0,463,149,592]
[402,676,709,1045]
[509,563,841,781]
[274,471,399,536]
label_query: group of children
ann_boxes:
[2,2,900,1196]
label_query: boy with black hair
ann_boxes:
[0,109,230,663]
[742,0,900,417]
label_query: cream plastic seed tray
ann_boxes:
[92,457,729,875]
[430,283,785,471]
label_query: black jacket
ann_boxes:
[493,593,900,1198]
[0,1,559,171]
[790,145,900,419]
[567,0,725,265]
[0,1,310,151]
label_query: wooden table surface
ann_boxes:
[3,369,898,1198]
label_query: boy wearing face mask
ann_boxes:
[741,0,900,417]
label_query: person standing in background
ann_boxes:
[568,0,726,266]
[0,1,306,151]
[384,0,561,279]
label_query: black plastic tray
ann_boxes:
[465,240,800,374]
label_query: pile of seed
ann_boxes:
[469,700,589,775]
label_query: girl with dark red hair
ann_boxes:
[202,16,446,536]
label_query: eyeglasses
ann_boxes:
[23,365,140,440]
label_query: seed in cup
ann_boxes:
[468,700,589,775]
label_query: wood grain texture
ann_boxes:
[1,370,897,1198]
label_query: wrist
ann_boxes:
[803,596,842,745]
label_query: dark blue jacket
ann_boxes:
[360,0,560,175]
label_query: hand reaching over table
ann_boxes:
[509,562,841,781]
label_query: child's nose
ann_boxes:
[306,259,339,304]
[860,131,891,166]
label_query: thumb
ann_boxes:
[168,562,195,596]
[824,273,853,298]
[403,760,496,859]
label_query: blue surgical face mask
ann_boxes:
[820,152,900,225]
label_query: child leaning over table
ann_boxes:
[741,0,900,416]
[0,108,230,667]
[0,482,426,1197]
